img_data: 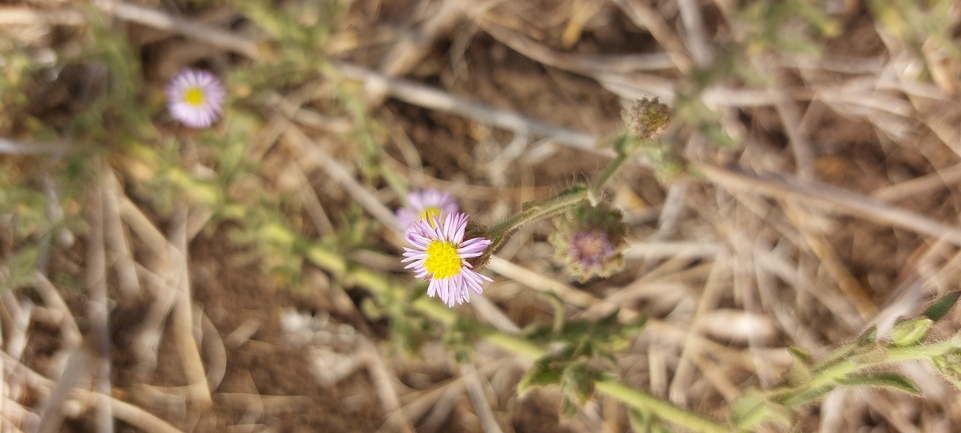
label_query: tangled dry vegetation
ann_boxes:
[3,0,961,432]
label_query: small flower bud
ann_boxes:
[549,202,628,282]
[622,97,672,140]
[891,317,934,347]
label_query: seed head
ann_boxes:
[549,202,628,282]
[623,97,671,140]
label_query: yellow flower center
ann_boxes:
[424,241,461,279]
[184,87,205,106]
[420,207,441,224]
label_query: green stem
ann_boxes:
[484,149,628,249]
[887,340,958,361]
[596,381,731,433]
[485,185,589,243]
[591,153,627,196]
[776,340,959,407]
[302,243,729,433]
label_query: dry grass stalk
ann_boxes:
[611,0,693,73]
[696,162,961,246]
[87,175,114,433]
[168,206,213,409]
[102,170,141,298]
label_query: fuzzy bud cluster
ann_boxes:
[549,202,628,282]
[622,97,671,140]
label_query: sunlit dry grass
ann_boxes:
[3,1,961,432]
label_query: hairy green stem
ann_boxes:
[485,185,589,247]
[591,153,627,197]
[776,340,959,407]
[595,381,731,433]
[484,148,629,248]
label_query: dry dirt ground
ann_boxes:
[6,0,961,432]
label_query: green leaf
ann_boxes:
[777,385,833,407]
[923,292,961,323]
[836,372,921,395]
[788,346,814,366]
[785,347,814,387]
[811,343,859,372]
[933,352,961,389]
[517,361,562,397]
[561,362,596,405]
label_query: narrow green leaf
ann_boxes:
[836,372,921,395]
[788,346,814,366]
[933,353,961,390]
[731,390,795,430]
[923,292,961,323]
[778,385,833,406]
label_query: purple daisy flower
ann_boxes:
[166,68,225,128]
[402,213,492,307]
[397,189,459,230]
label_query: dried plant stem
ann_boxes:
[89,176,114,433]
[3,352,182,433]
[333,62,605,155]
[100,2,259,58]
[169,206,213,409]
[695,162,961,246]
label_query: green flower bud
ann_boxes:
[622,97,672,140]
[890,317,934,347]
[549,202,628,282]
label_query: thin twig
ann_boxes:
[774,95,816,181]
[461,363,504,433]
[32,272,82,350]
[611,0,693,73]
[5,351,183,433]
[476,20,675,74]
[0,138,73,154]
[359,340,416,433]
[870,162,961,202]
[695,162,961,246]
[668,252,727,406]
[89,173,114,433]
[333,62,606,155]
[281,123,401,231]
[103,169,141,297]
[0,7,86,25]
[168,206,213,409]
[99,2,260,58]
[32,348,96,433]
[675,0,714,66]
